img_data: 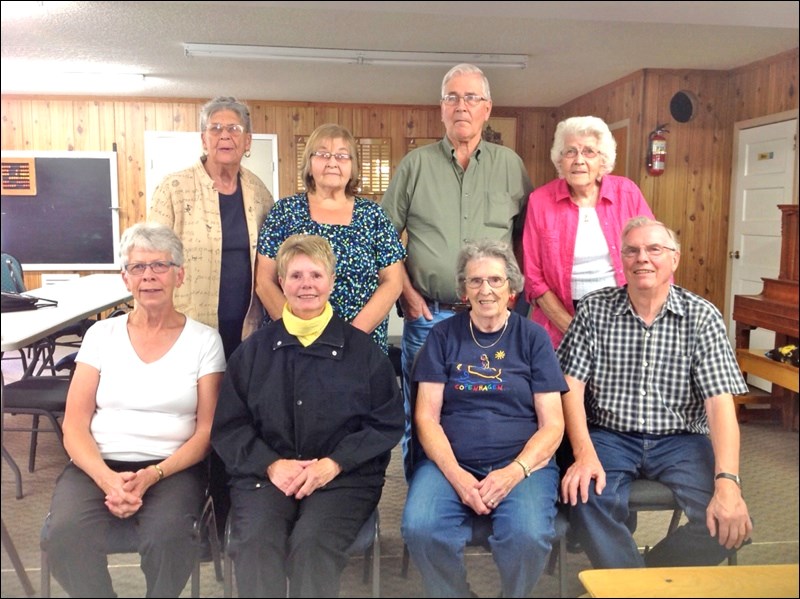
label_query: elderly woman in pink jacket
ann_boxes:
[522,116,656,347]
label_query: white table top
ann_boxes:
[1,274,132,352]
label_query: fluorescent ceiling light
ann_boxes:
[184,43,527,69]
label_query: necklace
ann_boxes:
[469,316,509,349]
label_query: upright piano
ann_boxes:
[733,204,799,429]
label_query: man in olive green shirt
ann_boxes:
[381,63,532,477]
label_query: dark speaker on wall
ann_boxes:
[669,90,698,123]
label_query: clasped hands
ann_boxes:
[103,466,159,519]
[268,457,341,500]
[456,466,519,515]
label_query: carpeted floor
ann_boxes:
[2,351,798,597]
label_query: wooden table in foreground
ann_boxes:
[579,563,799,598]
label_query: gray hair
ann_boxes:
[441,63,491,101]
[119,222,184,268]
[456,239,524,296]
[199,96,252,133]
[551,116,617,178]
[622,216,680,251]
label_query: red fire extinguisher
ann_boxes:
[646,124,669,176]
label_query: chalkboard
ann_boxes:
[0,151,120,270]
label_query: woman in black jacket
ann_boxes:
[212,233,403,598]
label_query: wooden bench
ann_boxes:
[735,348,798,430]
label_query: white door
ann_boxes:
[143,131,279,213]
[725,116,797,390]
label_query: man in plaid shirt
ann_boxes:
[557,216,752,568]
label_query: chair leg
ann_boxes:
[223,515,233,598]
[205,505,224,582]
[371,517,381,598]
[2,518,35,596]
[400,543,411,578]
[2,445,24,499]
[558,533,567,598]
[40,541,51,598]
[26,411,63,473]
[28,415,40,472]
[191,558,200,598]
[667,508,682,535]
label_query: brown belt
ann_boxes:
[424,298,470,313]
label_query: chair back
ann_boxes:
[1,253,26,293]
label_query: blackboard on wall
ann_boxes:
[0,151,120,270]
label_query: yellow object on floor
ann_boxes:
[579,563,799,598]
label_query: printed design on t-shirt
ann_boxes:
[455,353,504,387]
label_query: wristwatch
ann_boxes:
[715,472,742,489]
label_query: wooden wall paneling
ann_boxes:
[1,98,25,149]
[350,106,386,138]
[516,110,556,187]
[248,100,278,136]
[171,101,201,131]
[702,76,735,305]
[769,51,800,114]
[30,100,54,150]
[401,107,442,140]
[729,49,799,123]
[274,105,314,197]
[117,101,144,227]
[50,101,74,150]
[72,100,99,151]
[312,106,341,130]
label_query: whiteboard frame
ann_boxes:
[0,150,121,271]
[144,131,278,213]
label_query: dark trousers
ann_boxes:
[228,482,381,598]
[45,460,205,598]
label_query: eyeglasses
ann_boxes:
[620,245,677,259]
[205,123,245,137]
[561,147,600,159]
[124,261,178,275]
[311,151,352,162]
[441,93,487,107]
[463,276,508,289]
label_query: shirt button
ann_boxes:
[643,361,648,366]
[331,350,338,356]
[645,333,651,338]
[276,340,282,346]
[640,390,646,396]
[297,400,302,405]
[640,418,646,425]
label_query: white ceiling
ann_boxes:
[1,1,798,107]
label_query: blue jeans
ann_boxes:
[402,458,559,598]
[400,307,458,479]
[571,427,734,568]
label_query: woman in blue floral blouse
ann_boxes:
[256,123,405,353]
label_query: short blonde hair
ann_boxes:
[275,234,337,279]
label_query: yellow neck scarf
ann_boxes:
[282,302,333,347]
